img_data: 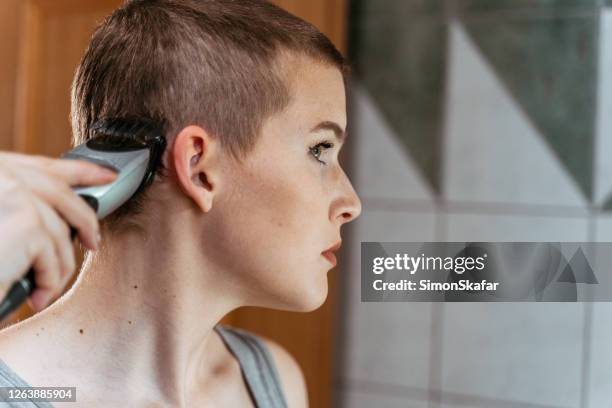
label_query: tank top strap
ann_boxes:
[214,324,288,408]
[0,360,55,407]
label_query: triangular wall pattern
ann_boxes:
[462,14,599,201]
[444,22,587,208]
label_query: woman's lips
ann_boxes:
[322,240,341,267]
[322,251,337,266]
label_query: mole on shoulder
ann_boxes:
[79,329,84,334]
[128,320,132,324]
[133,285,138,289]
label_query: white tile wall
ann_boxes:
[443,22,586,209]
[342,9,609,408]
[441,302,584,407]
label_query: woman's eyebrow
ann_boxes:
[310,121,347,142]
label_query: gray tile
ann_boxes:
[350,0,445,19]
[461,14,599,202]
[444,22,587,208]
[342,301,433,390]
[596,10,612,208]
[442,302,584,407]
[349,17,447,195]
[594,214,612,240]
[350,84,435,202]
[602,194,612,210]
[337,389,429,408]
[586,215,612,407]
[455,0,601,14]
[441,398,569,408]
[587,302,612,407]
[446,212,590,242]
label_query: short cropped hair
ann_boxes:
[70,0,349,229]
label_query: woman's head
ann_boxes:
[170,51,361,311]
[72,0,349,217]
[72,0,361,311]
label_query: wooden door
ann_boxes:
[1,1,347,407]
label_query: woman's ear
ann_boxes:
[172,125,217,213]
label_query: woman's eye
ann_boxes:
[309,141,334,165]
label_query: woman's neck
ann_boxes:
[0,215,242,406]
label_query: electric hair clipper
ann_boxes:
[0,118,166,321]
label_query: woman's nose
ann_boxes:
[331,170,362,225]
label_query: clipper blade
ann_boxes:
[88,117,167,190]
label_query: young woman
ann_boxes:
[0,1,361,406]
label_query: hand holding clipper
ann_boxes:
[0,118,166,320]
[0,153,117,313]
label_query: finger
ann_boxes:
[41,158,118,187]
[0,153,117,186]
[28,287,56,313]
[28,224,61,299]
[57,246,79,293]
[32,197,76,282]
[0,200,41,286]
[22,169,100,250]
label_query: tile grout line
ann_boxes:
[455,8,602,22]
[362,197,596,218]
[340,377,572,408]
[579,214,597,408]
[580,295,594,408]
[428,203,447,408]
[429,7,453,404]
[581,8,603,406]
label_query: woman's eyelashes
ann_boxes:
[309,140,335,165]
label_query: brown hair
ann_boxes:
[71,0,349,228]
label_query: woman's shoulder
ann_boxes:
[214,324,308,408]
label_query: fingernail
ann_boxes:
[95,232,101,249]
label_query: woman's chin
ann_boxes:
[254,265,332,311]
[292,276,330,312]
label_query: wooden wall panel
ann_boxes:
[0,0,21,150]
[14,0,122,155]
[275,0,348,54]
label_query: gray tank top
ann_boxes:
[0,324,288,407]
